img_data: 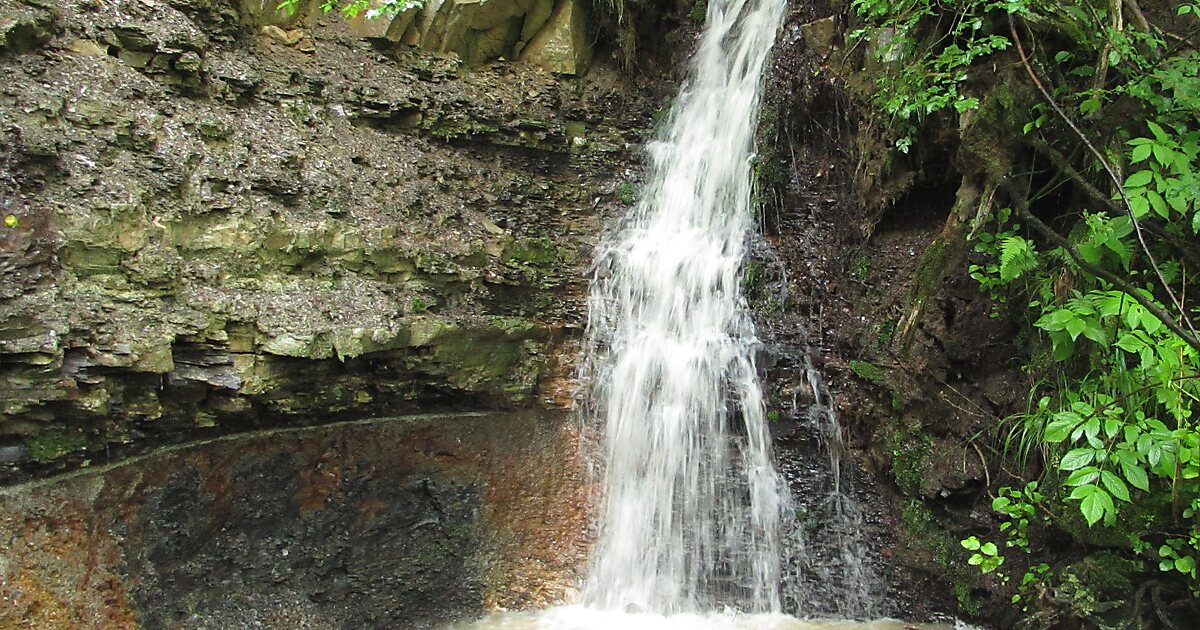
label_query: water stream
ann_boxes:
[455,1,921,627]
[580,0,789,614]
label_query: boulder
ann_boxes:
[519,0,591,75]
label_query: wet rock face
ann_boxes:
[0,0,654,481]
[750,5,1024,624]
[0,412,592,628]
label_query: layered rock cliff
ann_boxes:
[0,0,659,480]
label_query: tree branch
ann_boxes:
[1002,180,1200,354]
[1009,14,1199,341]
[1026,137,1200,269]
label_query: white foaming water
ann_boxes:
[444,2,980,628]
[447,607,955,630]
[579,0,789,615]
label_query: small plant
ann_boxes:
[1012,563,1052,607]
[961,535,1006,575]
[851,255,871,285]
[409,297,431,313]
[742,261,765,296]
[993,482,1042,551]
[618,183,637,204]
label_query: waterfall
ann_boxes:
[580,0,790,614]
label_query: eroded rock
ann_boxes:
[0,0,655,480]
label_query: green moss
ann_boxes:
[848,360,887,386]
[619,183,636,204]
[912,238,950,297]
[954,582,981,617]
[743,261,765,298]
[751,100,785,212]
[502,237,558,267]
[901,498,982,618]
[849,360,908,412]
[1063,552,1136,600]
[688,0,708,21]
[875,319,897,348]
[888,426,931,497]
[27,431,89,462]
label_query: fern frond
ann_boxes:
[999,235,1037,282]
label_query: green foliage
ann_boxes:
[1124,122,1200,231]
[849,0,1029,151]
[969,207,1027,301]
[859,0,1200,605]
[994,482,1042,551]
[962,535,1006,574]
[1011,562,1051,607]
[276,0,424,20]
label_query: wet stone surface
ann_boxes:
[0,412,592,629]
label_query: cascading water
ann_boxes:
[580,0,789,614]
[452,2,957,628]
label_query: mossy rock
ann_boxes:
[27,431,90,462]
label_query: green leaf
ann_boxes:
[1065,466,1100,486]
[1122,462,1150,491]
[1113,328,1142,352]
[1045,412,1083,442]
[1147,189,1169,218]
[1139,311,1163,334]
[1126,170,1154,187]
[1051,331,1075,361]
[1152,144,1176,166]
[1036,309,1075,330]
[1131,143,1153,162]
[1147,120,1168,142]
[1060,448,1095,470]
[1069,483,1097,499]
[1128,191,1150,217]
[1176,555,1196,576]
[999,235,1036,281]
[1101,470,1131,502]
[1082,322,1107,345]
[1080,487,1114,525]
